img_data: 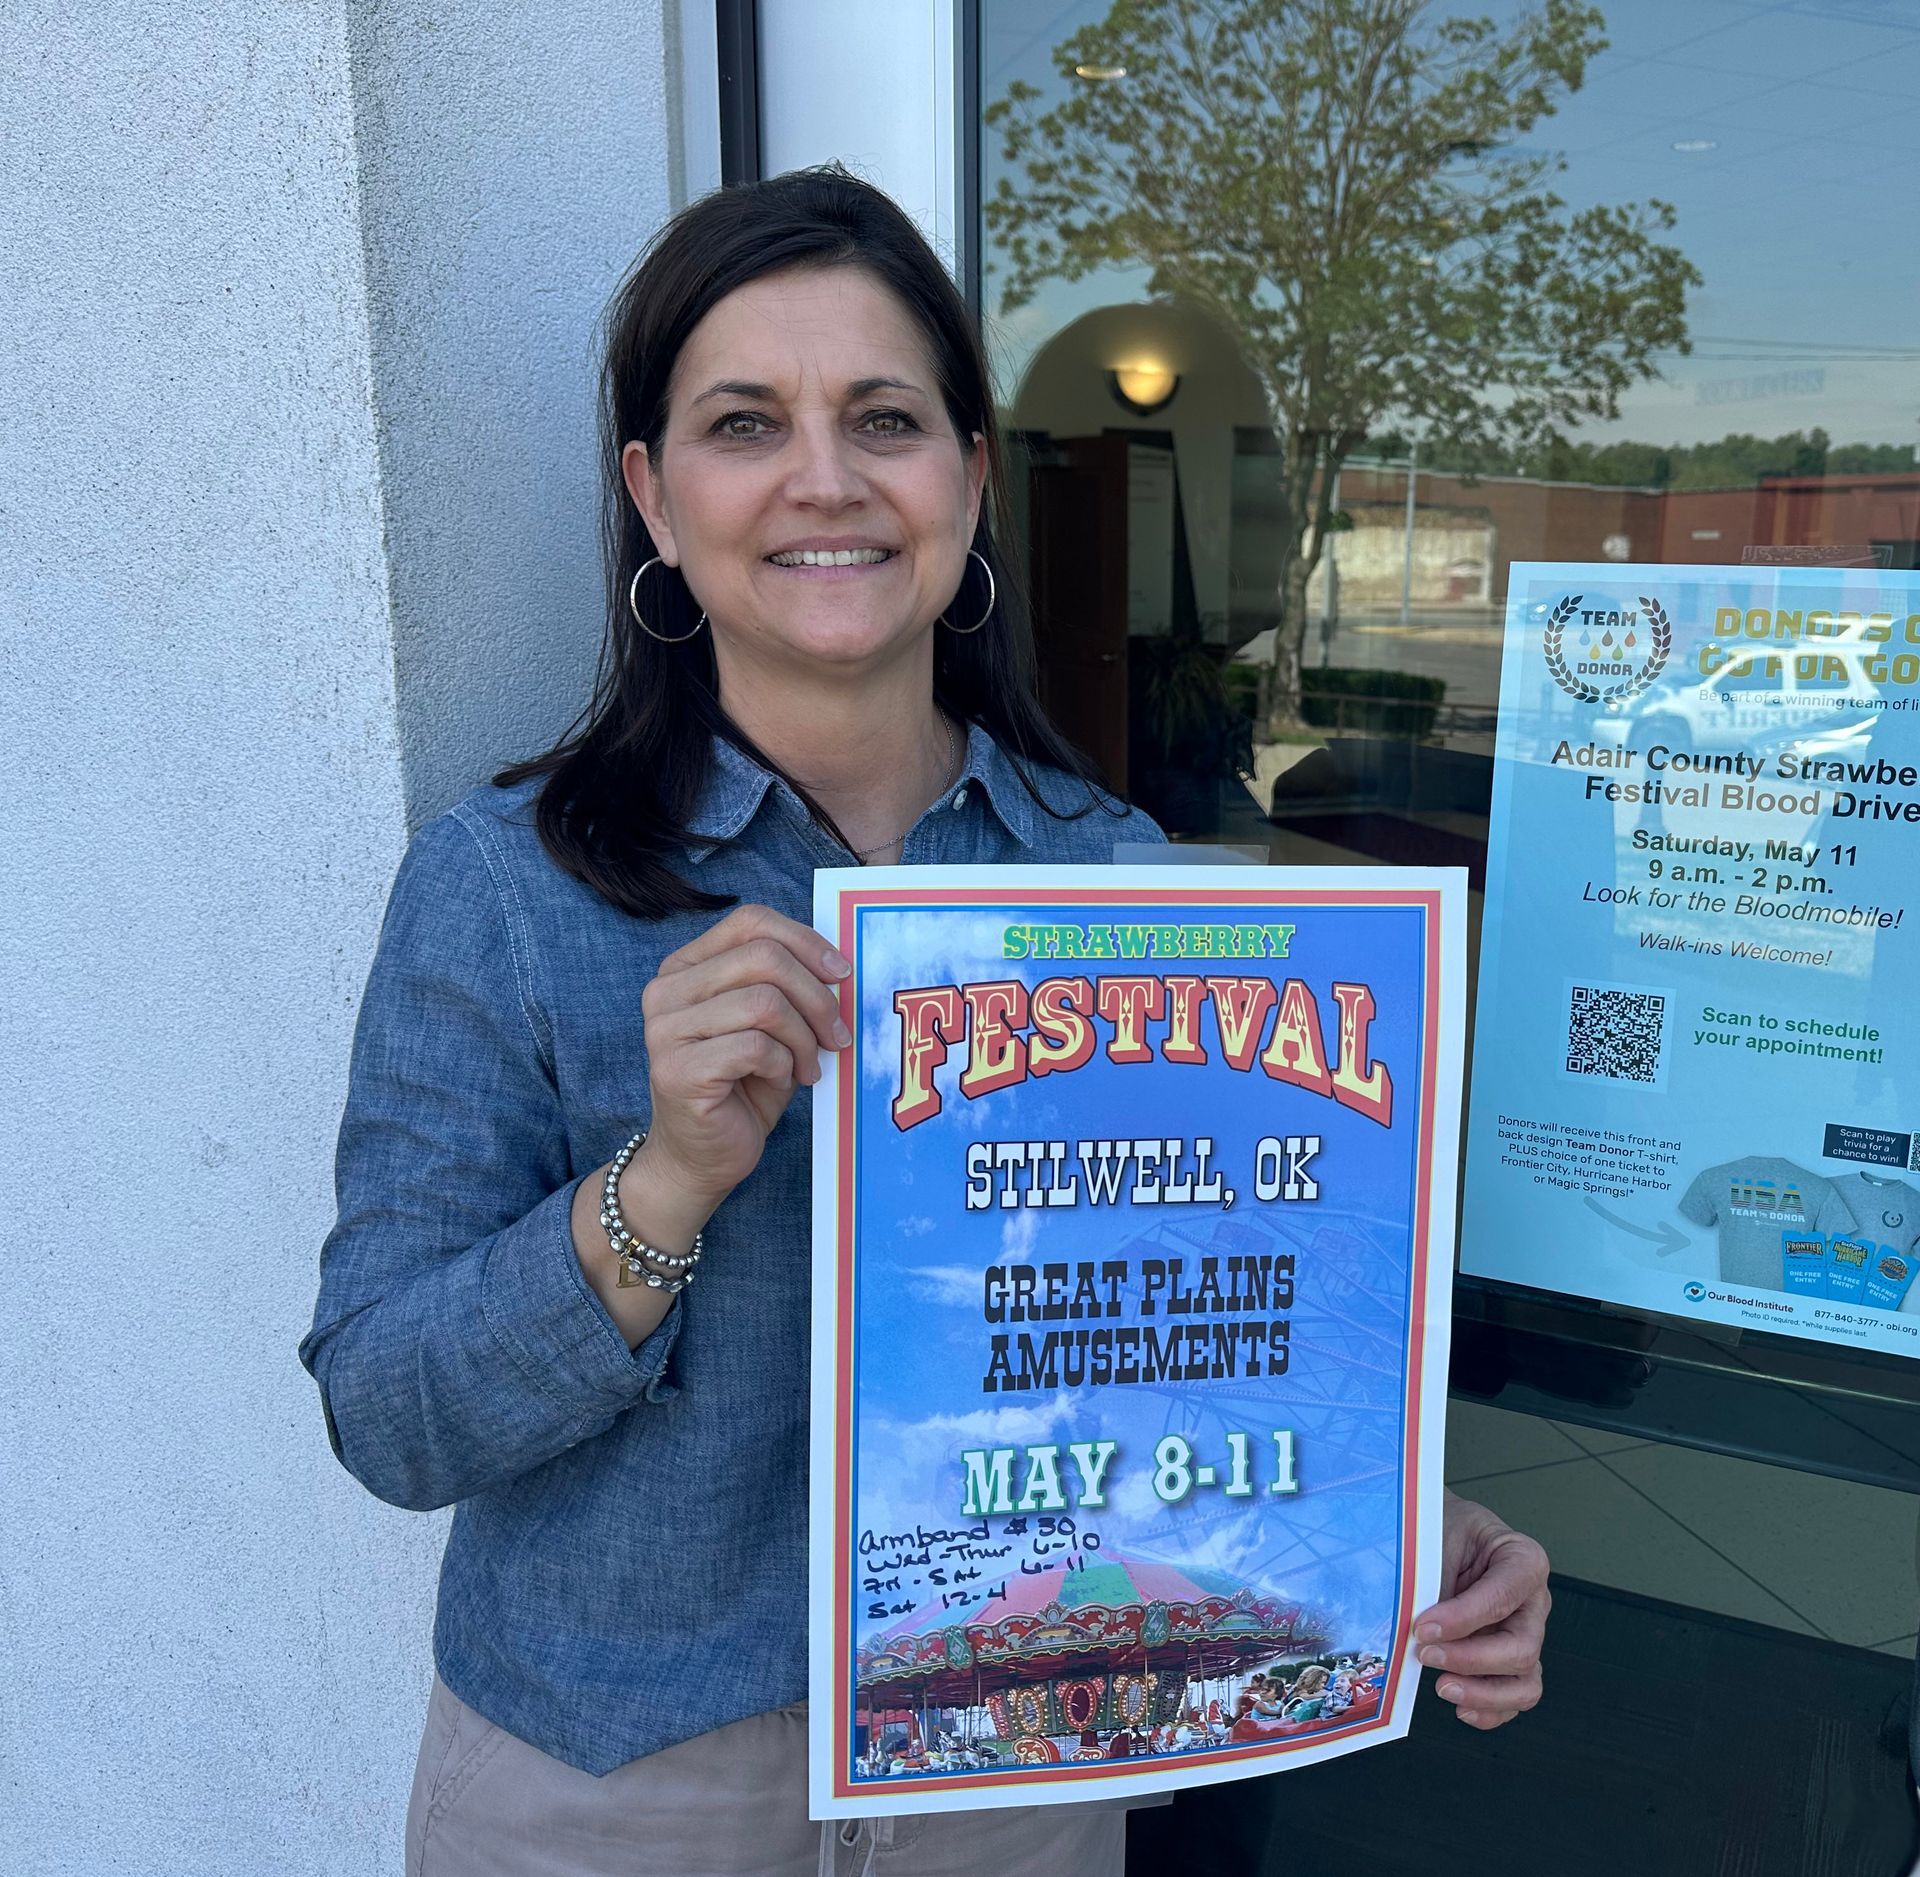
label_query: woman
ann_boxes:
[300,166,1549,1877]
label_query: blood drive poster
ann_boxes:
[808,865,1463,1818]
[1464,562,1920,1358]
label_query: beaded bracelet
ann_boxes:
[602,1129,705,1293]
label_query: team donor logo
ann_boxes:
[1683,1282,1707,1302]
[1543,593,1673,704]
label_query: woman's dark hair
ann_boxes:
[495,162,1115,918]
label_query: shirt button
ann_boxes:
[951,789,967,810]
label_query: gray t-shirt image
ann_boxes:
[1829,1171,1920,1314]
[1678,1157,1852,1291]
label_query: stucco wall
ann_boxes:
[1,3,676,1871]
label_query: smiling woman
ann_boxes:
[298,166,1167,1877]
[298,164,1549,1877]
[495,167,1112,908]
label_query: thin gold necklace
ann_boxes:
[846,717,962,859]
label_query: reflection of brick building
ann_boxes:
[1663,472,1920,570]
[1327,464,1920,603]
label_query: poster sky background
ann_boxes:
[849,896,1430,1645]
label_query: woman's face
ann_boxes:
[625,265,986,686]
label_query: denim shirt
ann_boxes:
[299,724,1165,1775]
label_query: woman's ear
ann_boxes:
[965,430,988,537]
[622,440,679,566]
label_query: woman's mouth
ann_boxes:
[764,547,897,569]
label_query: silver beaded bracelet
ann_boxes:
[602,1129,704,1293]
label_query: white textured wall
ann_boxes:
[1,2,677,1871]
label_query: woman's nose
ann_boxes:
[781,420,866,509]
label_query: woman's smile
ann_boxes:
[763,540,900,574]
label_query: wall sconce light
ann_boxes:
[1108,361,1180,416]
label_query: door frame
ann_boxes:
[726,0,979,307]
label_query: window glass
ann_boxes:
[978,0,1920,860]
[976,0,1920,1458]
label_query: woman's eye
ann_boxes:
[863,409,918,437]
[716,412,771,439]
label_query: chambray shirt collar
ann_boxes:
[960,721,1040,849]
[682,719,1039,862]
[682,735,785,860]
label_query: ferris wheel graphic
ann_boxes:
[1109,1202,1412,1637]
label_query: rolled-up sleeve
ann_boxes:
[299,811,679,1512]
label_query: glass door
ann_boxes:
[971,0,1920,1479]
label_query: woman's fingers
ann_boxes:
[658,983,827,1086]
[639,905,852,1197]
[654,936,850,1053]
[1433,1669,1542,1724]
[737,1064,802,1135]
[1456,1705,1525,1731]
[658,903,849,988]
[676,1029,800,1094]
[1416,1530,1550,1645]
[1415,1599,1548,1678]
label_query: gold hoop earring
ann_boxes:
[939,549,997,635]
[627,557,708,643]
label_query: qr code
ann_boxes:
[1565,985,1666,1084]
[1907,1133,1920,1173]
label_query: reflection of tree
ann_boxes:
[1405,426,1918,489]
[985,0,1697,718]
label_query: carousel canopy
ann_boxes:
[854,1546,1327,1707]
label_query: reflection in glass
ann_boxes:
[978,0,1920,1470]
[984,0,1693,766]
[979,0,1920,865]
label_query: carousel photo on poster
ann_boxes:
[809,866,1465,1818]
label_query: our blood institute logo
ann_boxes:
[1683,1282,1707,1302]
[1543,593,1672,703]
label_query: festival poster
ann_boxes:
[1463,562,1920,1359]
[808,865,1464,1818]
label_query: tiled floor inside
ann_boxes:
[1446,1397,1920,1657]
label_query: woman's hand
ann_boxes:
[570,904,851,1347]
[634,903,852,1208]
[1411,1489,1551,1729]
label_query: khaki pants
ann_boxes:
[405,1676,1131,1877]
